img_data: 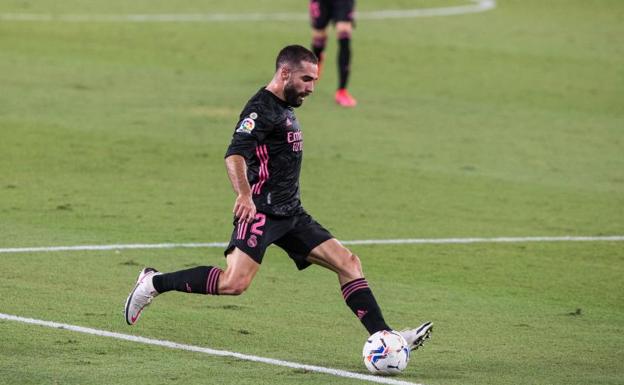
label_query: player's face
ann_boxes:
[283,61,318,107]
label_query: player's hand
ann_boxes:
[233,193,256,223]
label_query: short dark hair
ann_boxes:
[275,45,318,71]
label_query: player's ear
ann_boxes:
[279,65,291,81]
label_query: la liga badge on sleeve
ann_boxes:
[236,117,255,134]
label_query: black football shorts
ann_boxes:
[309,0,355,30]
[224,211,334,270]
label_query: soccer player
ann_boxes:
[309,0,358,107]
[124,45,432,352]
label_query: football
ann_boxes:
[362,330,410,375]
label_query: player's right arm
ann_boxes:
[224,101,273,223]
[225,154,256,223]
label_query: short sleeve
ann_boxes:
[225,105,274,159]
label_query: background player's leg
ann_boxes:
[334,21,357,107]
[336,22,352,90]
[306,239,389,334]
[309,0,330,78]
[311,28,328,78]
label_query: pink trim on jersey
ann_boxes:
[310,0,321,19]
[236,221,243,239]
[237,221,249,240]
[252,145,269,195]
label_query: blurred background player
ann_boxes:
[309,0,358,107]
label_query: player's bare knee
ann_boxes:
[219,274,251,296]
[228,283,248,296]
[312,29,327,39]
[335,22,353,35]
[221,281,249,296]
[342,253,363,277]
[350,253,363,274]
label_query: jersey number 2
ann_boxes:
[251,213,266,235]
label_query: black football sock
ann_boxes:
[342,278,391,334]
[337,32,352,89]
[312,35,327,60]
[152,266,222,295]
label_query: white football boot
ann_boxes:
[124,267,161,325]
[399,321,433,351]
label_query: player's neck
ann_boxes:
[265,81,286,103]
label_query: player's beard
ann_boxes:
[283,82,307,108]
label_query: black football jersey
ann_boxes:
[225,88,304,216]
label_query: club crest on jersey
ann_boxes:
[247,235,258,248]
[236,117,255,134]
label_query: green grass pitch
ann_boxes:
[0,1,623,384]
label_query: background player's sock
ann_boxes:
[152,266,222,295]
[337,32,352,89]
[342,278,391,334]
[312,36,327,60]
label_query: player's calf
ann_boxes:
[342,277,391,334]
[152,266,222,295]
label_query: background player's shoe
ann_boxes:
[399,321,433,351]
[124,267,161,325]
[335,88,357,107]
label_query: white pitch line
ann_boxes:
[0,242,228,254]
[0,313,423,385]
[344,235,624,245]
[0,236,622,254]
[0,0,496,23]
